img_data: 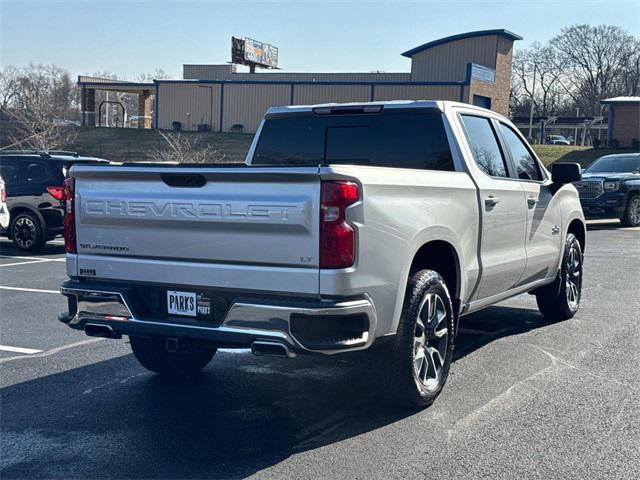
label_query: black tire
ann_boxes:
[620,194,640,227]
[379,269,455,409]
[130,336,216,376]
[535,233,583,321]
[10,212,46,251]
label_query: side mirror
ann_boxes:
[552,162,582,185]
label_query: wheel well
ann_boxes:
[567,219,586,252]
[9,206,37,220]
[8,206,44,227]
[410,240,460,301]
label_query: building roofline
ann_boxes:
[401,29,523,58]
[154,79,466,86]
[601,97,640,105]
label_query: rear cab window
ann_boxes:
[252,109,454,171]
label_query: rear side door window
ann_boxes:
[459,115,509,178]
[499,124,543,181]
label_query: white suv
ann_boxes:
[0,176,9,229]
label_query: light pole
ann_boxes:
[527,62,538,142]
[574,107,580,145]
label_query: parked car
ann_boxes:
[59,101,585,408]
[0,151,110,251]
[546,135,571,145]
[0,176,9,229]
[574,153,640,226]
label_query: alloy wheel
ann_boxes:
[13,217,36,249]
[565,245,582,310]
[413,293,449,391]
[629,197,640,225]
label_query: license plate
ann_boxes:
[167,290,197,317]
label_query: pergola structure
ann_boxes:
[78,76,155,128]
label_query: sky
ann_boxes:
[1,0,639,80]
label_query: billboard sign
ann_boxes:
[231,37,278,69]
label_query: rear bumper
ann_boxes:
[59,281,377,355]
[580,193,627,219]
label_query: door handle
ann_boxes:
[484,196,500,207]
[527,196,539,207]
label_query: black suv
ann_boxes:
[0,151,109,251]
[575,153,640,227]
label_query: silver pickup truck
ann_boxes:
[59,101,585,408]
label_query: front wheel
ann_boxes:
[381,269,455,409]
[620,195,640,227]
[535,233,583,321]
[130,336,216,377]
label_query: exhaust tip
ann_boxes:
[251,341,294,358]
[84,323,121,339]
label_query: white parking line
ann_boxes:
[0,259,53,267]
[0,338,104,363]
[0,286,59,294]
[0,345,43,354]
[0,255,66,262]
[0,259,65,268]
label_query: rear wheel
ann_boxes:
[380,269,455,409]
[620,195,640,227]
[130,336,216,376]
[10,212,46,251]
[535,233,583,321]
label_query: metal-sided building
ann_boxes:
[79,29,522,133]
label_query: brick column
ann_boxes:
[80,87,96,126]
[138,90,152,128]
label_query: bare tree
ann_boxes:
[551,24,637,114]
[151,130,226,163]
[135,69,172,83]
[0,66,21,110]
[512,42,565,117]
[1,64,78,150]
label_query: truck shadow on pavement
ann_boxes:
[1,305,549,479]
[0,239,66,256]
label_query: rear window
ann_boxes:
[252,109,454,171]
[20,161,51,183]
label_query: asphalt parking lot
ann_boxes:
[1,221,638,479]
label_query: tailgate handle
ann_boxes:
[161,173,206,188]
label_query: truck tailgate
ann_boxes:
[72,165,321,294]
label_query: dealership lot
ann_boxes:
[1,221,639,479]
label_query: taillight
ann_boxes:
[63,177,76,253]
[1,185,6,203]
[47,185,66,201]
[320,180,359,269]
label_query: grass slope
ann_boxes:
[69,127,253,163]
[531,145,636,168]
